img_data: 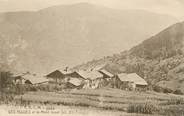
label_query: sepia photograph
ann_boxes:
[0,0,184,116]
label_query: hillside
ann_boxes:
[0,3,177,73]
[73,21,184,93]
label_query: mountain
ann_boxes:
[0,2,177,73]
[73,21,184,93]
[130,22,184,59]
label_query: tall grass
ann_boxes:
[127,102,159,114]
[161,106,184,116]
[165,97,184,105]
[13,89,184,115]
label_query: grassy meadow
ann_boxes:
[11,88,184,116]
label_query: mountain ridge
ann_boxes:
[0,3,178,74]
[73,21,184,92]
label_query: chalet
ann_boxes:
[117,73,148,90]
[46,70,71,83]
[23,75,49,85]
[78,71,107,89]
[13,74,49,85]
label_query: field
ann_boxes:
[5,88,184,116]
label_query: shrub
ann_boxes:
[0,93,14,104]
[163,88,173,93]
[0,71,13,89]
[127,102,158,114]
[153,86,164,93]
[163,107,184,116]
[29,86,37,91]
[166,98,184,105]
[173,89,183,95]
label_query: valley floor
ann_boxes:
[1,88,184,116]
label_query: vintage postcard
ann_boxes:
[0,0,184,116]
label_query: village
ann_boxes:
[2,67,183,116]
[12,67,148,92]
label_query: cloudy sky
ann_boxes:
[0,0,184,20]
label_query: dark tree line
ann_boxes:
[0,71,13,92]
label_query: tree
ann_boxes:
[0,71,13,91]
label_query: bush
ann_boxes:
[173,89,183,95]
[0,93,14,104]
[153,86,164,93]
[0,71,13,89]
[127,102,158,114]
[153,86,174,94]
[163,107,184,116]
[163,88,173,93]
[166,98,184,105]
[29,86,37,91]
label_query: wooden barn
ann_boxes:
[126,73,148,89]
[117,73,148,90]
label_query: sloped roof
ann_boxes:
[46,69,73,78]
[46,70,64,78]
[117,73,127,81]
[59,70,72,75]
[12,72,31,78]
[77,70,103,80]
[118,73,148,85]
[68,78,82,86]
[12,73,23,77]
[22,74,49,84]
[99,69,114,77]
[65,71,85,80]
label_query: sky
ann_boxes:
[0,0,184,20]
